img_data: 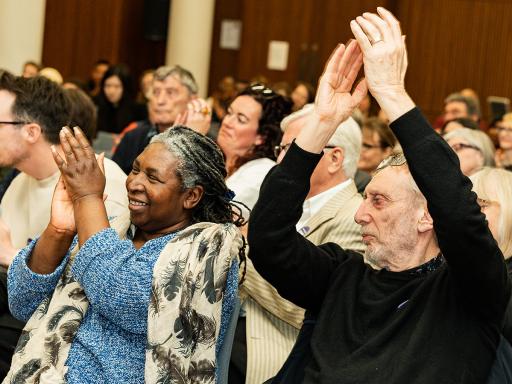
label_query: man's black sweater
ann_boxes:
[248,108,511,383]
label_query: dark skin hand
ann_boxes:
[28,126,109,274]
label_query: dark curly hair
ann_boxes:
[231,84,292,173]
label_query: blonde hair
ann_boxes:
[502,112,512,123]
[470,167,512,257]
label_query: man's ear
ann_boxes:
[183,185,204,210]
[417,207,434,233]
[22,123,42,144]
[327,147,345,173]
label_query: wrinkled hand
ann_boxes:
[174,98,212,135]
[350,7,407,97]
[51,126,106,204]
[0,218,17,267]
[314,40,367,124]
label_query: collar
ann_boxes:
[406,253,445,276]
[297,179,352,231]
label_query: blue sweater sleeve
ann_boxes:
[8,238,70,322]
[71,228,160,335]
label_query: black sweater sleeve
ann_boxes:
[248,142,355,312]
[391,108,511,321]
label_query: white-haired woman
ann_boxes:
[444,127,495,176]
[470,167,512,343]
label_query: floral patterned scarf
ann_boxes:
[4,213,242,384]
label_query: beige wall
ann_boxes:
[166,0,215,98]
[0,0,46,75]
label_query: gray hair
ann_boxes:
[443,127,495,167]
[445,93,479,118]
[281,104,362,179]
[149,126,236,224]
[153,65,198,95]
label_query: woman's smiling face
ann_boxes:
[126,143,192,236]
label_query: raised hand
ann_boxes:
[174,98,211,135]
[350,7,414,122]
[51,126,106,204]
[314,40,367,124]
[48,175,76,235]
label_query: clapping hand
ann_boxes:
[174,98,212,135]
[51,126,106,207]
[295,40,367,153]
[350,7,414,121]
[314,40,368,124]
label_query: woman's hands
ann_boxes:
[48,175,77,235]
[51,126,106,205]
[50,126,110,246]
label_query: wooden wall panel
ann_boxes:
[42,0,512,122]
[208,0,243,94]
[208,0,512,122]
[42,0,166,85]
[397,0,512,121]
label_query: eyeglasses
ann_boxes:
[362,142,385,151]
[0,121,29,126]
[450,143,481,153]
[476,197,500,209]
[274,143,335,158]
[497,126,512,134]
[376,152,407,172]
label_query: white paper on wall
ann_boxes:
[267,40,289,71]
[220,19,242,50]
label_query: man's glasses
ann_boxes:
[0,121,29,126]
[376,152,407,172]
[362,142,384,151]
[497,126,512,134]
[450,143,481,153]
[274,143,335,158]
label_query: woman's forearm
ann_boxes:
[27,225,74,274]
[73,195,110,247]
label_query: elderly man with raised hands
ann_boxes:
[248,7,510,384]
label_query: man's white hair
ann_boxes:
[281,104,362,178]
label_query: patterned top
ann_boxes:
[8,228,177,384]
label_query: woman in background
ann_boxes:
[216,84,292,218]
[95,64,147,134]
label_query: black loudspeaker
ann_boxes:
[143,0,171,41]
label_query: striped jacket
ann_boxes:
[241,180,366,383]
